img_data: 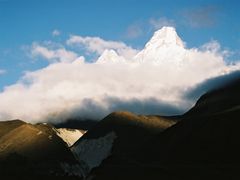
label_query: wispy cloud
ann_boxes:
[0,69,6,75]
[125,17,175,39]
[125,22,144,39]
[66,35,138,59]
[31,43,80,63]
[149,17,175,30]
[52,29,61,36]
[181,5,220,28]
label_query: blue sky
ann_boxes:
[0,0,240,89]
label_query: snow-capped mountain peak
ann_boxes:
[96,27,186,65]
[147,26,184,48]
[97,49,126,64]
[134,26,186,64]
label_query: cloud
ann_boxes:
[31,43,81,63]
[0,28,239,123]
[0,69,6,75]
[200,40,221,52]
[181,5,220,28]
[66,35,138,59]
[52,29,61,36]
[125,23,144,39]
[0,61,188,122]
[149,17,175,30]
[200,40,232,58]
[183,70,240,103]
[125,17,175,39]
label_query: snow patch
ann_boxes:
[71,131,117,176]
[54,128,85,147]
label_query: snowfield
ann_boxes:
[54,128,85,147]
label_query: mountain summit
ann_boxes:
[135,26,186,64]
[97,49,126,64]
[94,26,186,64]
[145,26,184,48]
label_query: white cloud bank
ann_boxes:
[0,27,239,123]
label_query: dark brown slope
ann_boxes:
[0,119,25,137]
[73,111,177,154]
[71,111,177,178]
[0,120,80,180]
[90,78,240,180]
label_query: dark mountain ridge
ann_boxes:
[88,77,240,180]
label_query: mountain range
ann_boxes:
[97,26,186,64]
[1,27,240,180]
